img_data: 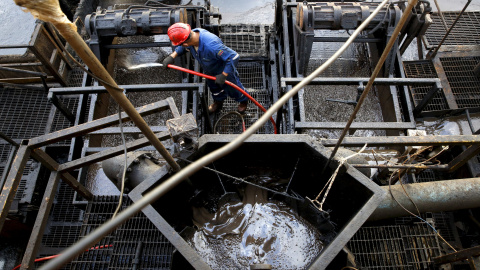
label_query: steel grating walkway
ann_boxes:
[68,196,175,270]
[403,60,449,113]
[440,56,480,108]
[425,11,480,47]
[210,61,274,134]
[220,24,270,58]
[348,224,441,269]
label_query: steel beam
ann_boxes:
[433,245,480,266]
[30,149,93,200]
[28,99,171,148]
[58,131,173,172]
[282,77,441,86]
[103,42,171,49]
[89,126,167,135]
[47,92,75,123]
[49,83,203,95]
[322,135,480,147]
[20,171,61,270]
[448,144,480,172]
[295,121,415,130]
[0,144,31,233]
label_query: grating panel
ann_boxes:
[348,226,411,269]
[0,87,51,139]
[426,12,480,47]
[51,182,84,222]
[414,169,437,183]
[49,96,79,146]
[220,24,269,57]
[109,215,174,269]
[431,212,457,244]
[402,224,441,270]
[349,224,441,269]
[42,225,81,248]
[440,56,480,108]
[403,61,449,112]
[211,61,273,134]
[71,196,174,269]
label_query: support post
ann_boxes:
[20,171,61,270]
[0,144,31,232]
[30,149,93,200]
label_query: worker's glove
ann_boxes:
[162,56,174,69]
[215,73,227,86]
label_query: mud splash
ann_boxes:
[188,183,323,269]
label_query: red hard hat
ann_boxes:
[168,23,191,46]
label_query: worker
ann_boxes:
[162,22,249,114]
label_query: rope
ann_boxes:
[308,144,368,212]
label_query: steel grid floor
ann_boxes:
[210,61,274,134]
[440,56,480,108]
[403,60,449,113]
[69,196,174,270]
[426,11,480,47]
[348,224,441,269]
[220,24,269,58]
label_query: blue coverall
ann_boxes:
[174,28,249,103]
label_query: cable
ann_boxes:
[112,104,128,218]
[12,245,112,270]
[166,64,278,134]
[38,1,390,268]
[214,111,246,134]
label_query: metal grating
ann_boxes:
[0,87,51,139]
[431,212,457,244]
[348,226,411,269]
[403,61,449,112]
[440,56,480,108]
[109,215,174,269]
[349,225,441,269]
[414,169,437,183]
[49,96,79,146]
[220,24,269,57]
[402,224,442,270]
[71,196,175,269]
[42,225,82,248]
[426,12,480,47]
[51,182,84,222]
[211,61,273,134]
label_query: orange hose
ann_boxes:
[12,245,113,270]
[167,64,278,134]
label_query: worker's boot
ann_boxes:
[208,100,224,114]
[237,100,248,114]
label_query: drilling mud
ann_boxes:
[187,183,323,269]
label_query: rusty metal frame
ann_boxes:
[322,135,480,173]
[0,97,182,269]
[0,23,72,86]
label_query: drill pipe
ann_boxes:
[370,178,480,220]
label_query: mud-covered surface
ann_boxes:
[187,184,323,270]
[86,163,120,196]
[302,38,385,139]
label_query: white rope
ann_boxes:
[309,144,368,212]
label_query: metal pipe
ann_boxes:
[324,0,419,172]
[15,0,181,172]
[370,178,480,220]
[427,0,472,59]
[38,2,390,269]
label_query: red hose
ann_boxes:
[12,245,113,270]
[167,64,278,134]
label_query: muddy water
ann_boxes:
[188,184,323,269]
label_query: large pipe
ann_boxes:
[370,178,480,220]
